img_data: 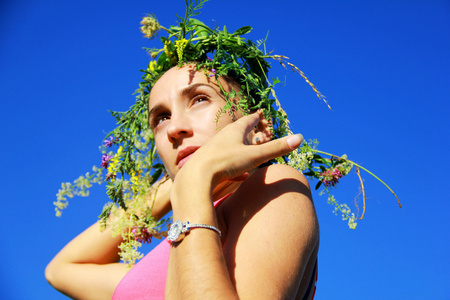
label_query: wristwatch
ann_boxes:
[167,220,222,243]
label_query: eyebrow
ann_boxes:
[148,104,165,122]
[180,82,219,96]
[149,83,223,119]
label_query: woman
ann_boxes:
[46,4,320,299]
[144,64,318,299]
[46,63,319,299]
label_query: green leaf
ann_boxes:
[313,154,322,160]
[194,29,210,39]
[169,25,182,32]
[232,26,252,36]
[150,168,163,185]
[189,18,210,38]
[98,203,114,227]
[315,180,322,190]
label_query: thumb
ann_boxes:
[258,133,304,162]
[286,134,304,149]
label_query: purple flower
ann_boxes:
[131,226,153,243]
[103,136,114,147]
[101,153,113,169]
[320,168,343,187]
[105,173,116,181]
[209,68,216,77]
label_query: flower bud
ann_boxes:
[140,15,160,39]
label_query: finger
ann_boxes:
[233,110,263,137]
[286,134,304,149]
[252,133,304,163]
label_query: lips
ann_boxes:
[176,146,200,169]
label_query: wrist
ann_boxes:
[170,166,215,221]
[167,220,221,243]
[172,157,215,193]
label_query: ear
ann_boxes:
[250,116,273,145]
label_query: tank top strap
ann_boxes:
[213,193,233,208]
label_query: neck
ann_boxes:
[212,181,242,201]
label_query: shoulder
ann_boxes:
[224,164,314,216]
[219,164,319,298]
[222,163,318,243]
[254,163,311,189]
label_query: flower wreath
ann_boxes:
[54,0,400,265]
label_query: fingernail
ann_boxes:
[286,133,304,149]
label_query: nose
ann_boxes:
[166,113,193,144]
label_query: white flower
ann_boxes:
[140,15,160,39]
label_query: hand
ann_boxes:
[181,110,304,184]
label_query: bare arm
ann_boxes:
[46,177,172,299]
[45,223,127,300]
[165,113,318,299]
[222,165,319,299]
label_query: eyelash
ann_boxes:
[193,94,209,104]
[150,94,210,129]
[149,113,167,129]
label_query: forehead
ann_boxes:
[149,65,215,104]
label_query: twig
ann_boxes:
[355,166,366,219]
[314,150,402,208]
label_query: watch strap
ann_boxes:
[167,220,221,243]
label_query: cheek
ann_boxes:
[189,106,222,135]
[155,136,173,174]
[157,153,175,180]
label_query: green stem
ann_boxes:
[314,149,402,208]
[160,26,173,35]
[181,0,189,39]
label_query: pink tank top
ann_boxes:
[112,194,318,299]
[112,195,230,300]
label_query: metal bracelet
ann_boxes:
[187,222,222,237]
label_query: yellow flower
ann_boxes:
[163,40,177,64]
[149,61,157,73]
[140,15,160,39]
[107,146,123,182]
[145,61,161,80]
[164,40,172,57]
[175,39,188,61]
[130,168,142,195]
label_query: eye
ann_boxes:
[150,113,170,129]
[192,95,209,105]
[157,115,170,124]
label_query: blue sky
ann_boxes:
[1,0,449,299]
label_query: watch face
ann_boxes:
[167,220,183,242]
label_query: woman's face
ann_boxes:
[148,65,240,179]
